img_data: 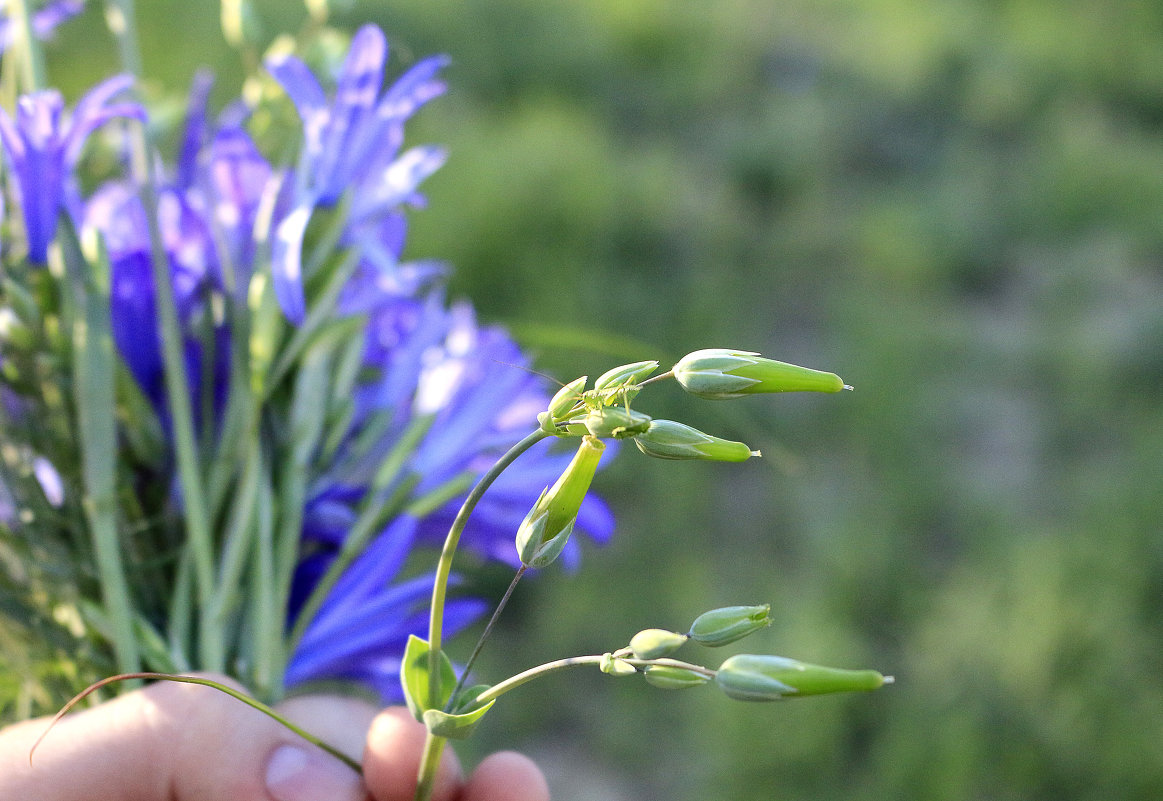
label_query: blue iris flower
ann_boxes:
[0,74,142,264]
[72,26,615,703]
[265,24,450,324]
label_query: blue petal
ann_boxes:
[269,180,311,325]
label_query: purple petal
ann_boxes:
[313,25,388,201]
[269,177,311,325]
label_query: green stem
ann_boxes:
[286,415,433,655]
[125,114,221,670]
[637,369,674,388]
[413,733,447,801]
[58,226,140,676]
[473,655,716,707]
[7,0,47,91]
[32,673,360,774]
[425,430,548,709]
[445,565,527,710]
[103,0,145,78]
[261,251,360,402]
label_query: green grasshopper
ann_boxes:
[538,360,660,439]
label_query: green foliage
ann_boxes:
[25,0,1163,798]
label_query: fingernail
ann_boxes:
[265,743,364,801]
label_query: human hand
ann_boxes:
[0,674,549,801]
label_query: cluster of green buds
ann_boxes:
[520,349,848,568]
[398,347,884,772]
[599,605,891,701]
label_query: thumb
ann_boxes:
[0,674,375,801]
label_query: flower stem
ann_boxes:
[472,655,716,707]
[413,732,447,801]
[445,565,527,710]
[112,111,222,670]
[425,429,547,709]
[32,673,360,773]
[103,0,145,78]
[414,429,548,801]
[56,225,140,677]
[7,0,47,91]
[286,416,431,655]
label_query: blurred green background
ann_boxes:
[39,0,1163,799]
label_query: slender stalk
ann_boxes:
[445,565,527,710]
[415,651,718,796]
[103,0,144,78]
[100,0,222,668]
[131,127,222,670]
[32,673,360,773]
[261,250,360,401]
[636,369,674,388]
[425,430,548,709]
[286,415,433,654]
[413,734,447,801]
[7,0,47,91]
[414,429,549,801]
[58,228,140,676]
[473,655,716,707]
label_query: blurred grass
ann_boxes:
[19,0,1163,798]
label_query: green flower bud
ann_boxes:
[643,664,712,690]
[549,376,588,418]
[688,605,771,646]
[515,436,605,567]
[593,360,659,406]
[715,654,890,701]
[629,628,689,660]
[633,420,759,462]
[584,405,652,439]
[594,360,659,392]
[600,652,638,677]
[673,349,848,399]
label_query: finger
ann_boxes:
[462,751,550,801]
[362,707,463,801]
[0,674,370,801]
[275,693,380,766]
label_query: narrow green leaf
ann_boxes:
[55,221,140,676]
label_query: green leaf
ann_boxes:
[422,697,496,740]
[400,635,458,720]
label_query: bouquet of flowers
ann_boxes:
[0,3,889,798]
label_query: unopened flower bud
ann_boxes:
[688,605,771,646]
[629,628,688,660]
[634,420,759,462]
[643,664,712,690]
[549,376,588,418]
[600,652,638,676]
[715,654,890,701]
[593,360,659,405]
[515,435,605,567]
[673,349,848,399]
[541,376,589,436]
[584,406,652,439]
